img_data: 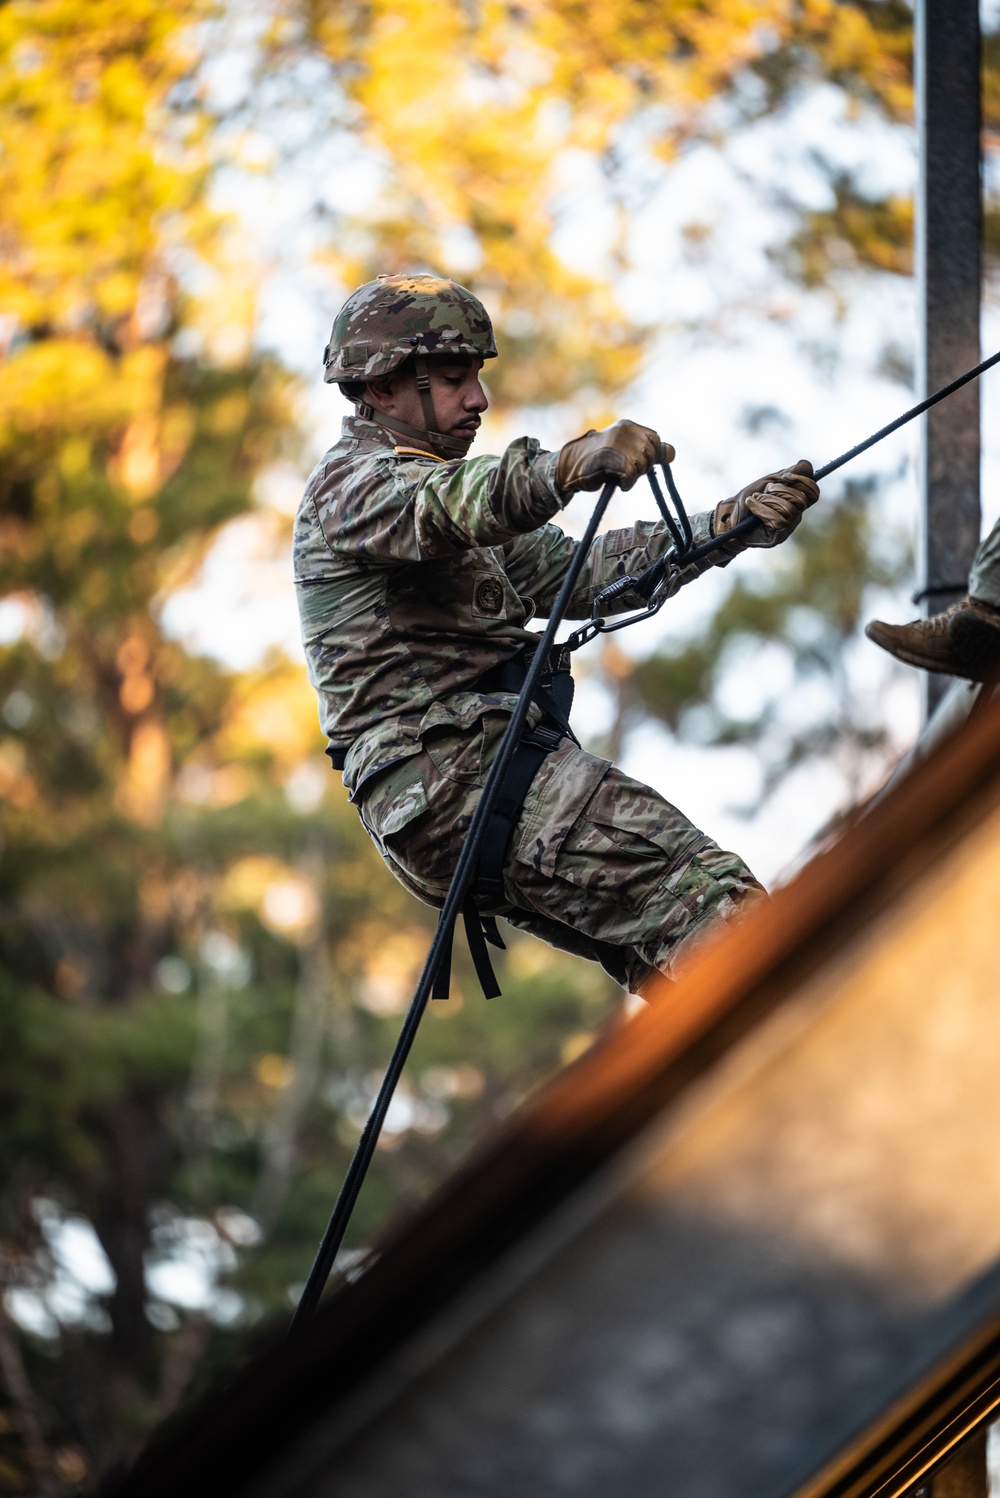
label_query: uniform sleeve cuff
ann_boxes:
[532,449,570,513]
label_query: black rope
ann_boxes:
[586,346,1000,627]
[288,480,618,1334]
[813,346,1000,483]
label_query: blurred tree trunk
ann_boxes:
[153,1318,208,1422]
[92,1094,168,1383]
[255,847,331,1231]
[0,1285,60,1496]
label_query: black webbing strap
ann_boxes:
[430,907,455,1001]
[480,643,576,734]
[431,726,560,1001]
[431,897,507,1002]
[434,644,573,1001]
[475,725,563,904]
[432,727,562,1001]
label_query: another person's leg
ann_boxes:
[866,516,1000,681]
[956,518,1000,673]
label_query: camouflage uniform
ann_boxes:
[294,413,760,993]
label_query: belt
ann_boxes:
[324,643,575,774]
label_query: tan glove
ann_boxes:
[712,459,819,553]
[557,419,675,495]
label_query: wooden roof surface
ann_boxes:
[104,691,1000,1498]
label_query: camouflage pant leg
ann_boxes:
[356,718,762,994]
[969,515,1000,610]
[501,736,762,992]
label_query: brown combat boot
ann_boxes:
[865,596,1000,682]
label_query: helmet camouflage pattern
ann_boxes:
[323,273,498,384]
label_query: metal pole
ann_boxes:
[916,0,982,717]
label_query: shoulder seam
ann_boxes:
[305,488,339,562]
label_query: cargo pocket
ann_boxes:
[512,739,610,878]
[423,722,484,785]
[360,775,430,861]
[585,781,706,884]
[552,823,692,916]
[419,704,508,787]
[518,761,704,918]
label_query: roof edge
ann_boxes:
[105,691,1000,1497]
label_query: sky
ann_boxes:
[161,9,1000,886]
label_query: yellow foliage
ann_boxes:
[0,0,211,331]
[219,855,320,942]
[350,925,430,1016]
[0,341,130,440]
[220,854,291,911]
[0,738,37,807]
[0,0,250,514]
[118,717,170,823]
[219,663,327,770]
[292,0,914,412]
[254,1052,295,1089]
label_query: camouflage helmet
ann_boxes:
[322,273,497,385]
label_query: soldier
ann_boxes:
[866,521,1000,682]
[294,273,820,995]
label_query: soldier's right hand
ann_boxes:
[557,420,675,495]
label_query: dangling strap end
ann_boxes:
[481,915,506,950]
[462,897,502,1000]
[431,913,456,1000]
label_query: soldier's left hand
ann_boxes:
[713,459,819,550]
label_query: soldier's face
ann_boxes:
[366,358,489,454]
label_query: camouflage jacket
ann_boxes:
[293,414,721,800]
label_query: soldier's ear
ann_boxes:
[364,374,396,411]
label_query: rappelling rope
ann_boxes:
[289,479,619,1334]
[572,347,1000,649]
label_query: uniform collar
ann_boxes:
[341,413,449,462]
[342,413,396,450]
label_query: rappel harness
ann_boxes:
[289,344,1000,1336]
[453,467,706,1004]
[429,642,577,1004]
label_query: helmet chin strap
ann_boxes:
[358,355,470,460]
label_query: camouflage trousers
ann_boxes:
[969,514,1000,610]
[356,711,762,995]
